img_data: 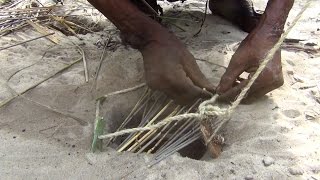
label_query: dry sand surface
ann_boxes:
[0,0,320,179]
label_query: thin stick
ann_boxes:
[117,100,173,152]
[166,21,186,32]
[91,37,111,90]
[99,113,200,139]
[0,32,54,51]
[116,89,151,131]
[63,19,95,33]
[91,100,105,152]
[74,44,89,82]
[156,129,201,159]
[0,57,82,109]
[0,6,53,13]
[117,98,171,152]
[116,92,164,149]
[193,0,209,37]
[128,106,180,152]
[155,100,201,154]
[128,129,157,152]
[144,106,187,153]
[154,119,197,155]
[148,101,200,154]
[140,0,158,16]
[0,69,87,125]
[23,96,87,125]
[97,83,146,100]
[106,89,151,146]
[155,125,200,156]
[149,132,202,167]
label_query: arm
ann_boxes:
[88,0,215,104]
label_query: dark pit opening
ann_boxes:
[104,92,208,161]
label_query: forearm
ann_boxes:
[258,0,294,38]
[87,0,170,48]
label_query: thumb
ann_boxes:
[216,59,246,95]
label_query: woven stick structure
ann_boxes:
[92,0,313,166]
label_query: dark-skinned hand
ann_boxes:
[216,26,284,103]
[141,36,215,105]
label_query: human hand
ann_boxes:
[216,33,284,103]
[141,35,215,105]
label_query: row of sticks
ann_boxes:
[105,89,216,167]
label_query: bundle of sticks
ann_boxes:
[0,1,95,38]
[0,4,54,36]
[102,88,224,166]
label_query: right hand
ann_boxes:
[141,35,215,105]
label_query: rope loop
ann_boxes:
[198,95,230,121]
[199,104,228,119]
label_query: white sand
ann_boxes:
[0,0,319,179]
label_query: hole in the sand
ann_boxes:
[104,91,208,161]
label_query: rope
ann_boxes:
[229,0,313,112]
[98,0,313,140]
[98,113,201,139]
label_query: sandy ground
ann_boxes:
[0,0,320,179]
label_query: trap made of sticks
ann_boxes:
[92,87,225,166]
[91,0,312,167]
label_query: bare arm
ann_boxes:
[88,0,215,104]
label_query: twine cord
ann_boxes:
[98,1,312,140]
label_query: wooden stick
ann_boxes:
[0,32,54,51]
[117,97,168,151]
[149,132,202,167]
[128,106,180,152]
[91,37,111,90]
[155,99,201,154]
[0,57,82,108]
[145,106,187,154]
[74,44,89,82]
[91,100,105,152]
[116,92,164,149]
[117,100,173,152]
[139,0,158,16]
[98,83,146,100]
[105,88,151,146]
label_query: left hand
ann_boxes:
[216,29,284,103]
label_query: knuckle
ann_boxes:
[146,75,161,89]
[273,76,284,87]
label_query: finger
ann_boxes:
[218,74,283,103]
[182,52,216,92]
[165,67,212,105]
[218,79,249,102]
[216,57,247,95]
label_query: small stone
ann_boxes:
[288,166,304,175]
[310,166,320,174]
[244,175,254,180]
[263,157,275,167]
[287,70,294,75]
